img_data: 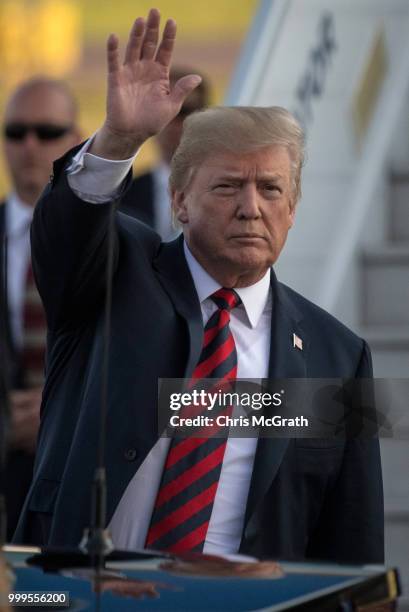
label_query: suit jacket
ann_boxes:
[118,171,155,227]
[14,150,384,564]
[0,200,36,541]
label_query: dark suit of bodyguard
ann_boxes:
[14,11,383,563]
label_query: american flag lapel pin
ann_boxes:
[293,333,303,351]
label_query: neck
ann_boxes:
[209,268,267,288]
[188,247,267,288]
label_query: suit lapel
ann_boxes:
[153,236,203,379]
[243,269,307,528]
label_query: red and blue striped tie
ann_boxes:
[145,288,241,552]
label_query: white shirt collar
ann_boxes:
[183,240,271,329]
[5,192,34,238]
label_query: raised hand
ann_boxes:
[90,8,202,159]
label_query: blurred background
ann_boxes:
[0,0,257,187]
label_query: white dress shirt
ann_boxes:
[69,140,179,241]
[67,142,272,554]
[4,193,34,349]
[68,136,132,202]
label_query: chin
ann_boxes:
[226,249,271,272]
[22,175,46,190]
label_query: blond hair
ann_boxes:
[170,106,305,208]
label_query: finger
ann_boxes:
[170,75,203,107]
[155,18,177,67]
[124,17,145,64]
[141,8,161,60]
[107,33,120,75]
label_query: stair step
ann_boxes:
[362,326,409,348]
[385,509,409,522]
[384,519,409,602]
[362,244,409,262]
[390,172,409,184]
[360,247,409,326]
[397,598,409,611]
[362,327,409,375]
[369,348,409,377]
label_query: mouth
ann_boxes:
[230,234,266,241]
[21,161,42,170]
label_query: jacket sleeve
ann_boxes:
[307,341,384,564]
[31,146,131,333]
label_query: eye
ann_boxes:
[213,183,238,194]
[262,184,282,197]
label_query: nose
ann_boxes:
[22,132,42,149]
[236,183,262,220]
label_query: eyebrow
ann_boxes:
[214,172,285,181]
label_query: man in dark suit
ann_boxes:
[15,10,383,563]
[119,66,210,240]
[0,77,80,540]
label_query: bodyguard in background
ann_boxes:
[0,77,80,539]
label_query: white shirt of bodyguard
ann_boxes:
[67,140,272,554]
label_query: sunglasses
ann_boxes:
[4,123,73,142]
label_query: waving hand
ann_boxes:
[91,9,202,159]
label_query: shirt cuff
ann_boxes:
[66,135,137,204]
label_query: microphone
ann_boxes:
[79,202,116,571]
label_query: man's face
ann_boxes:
[172,146,296,286]
[3,85,80,204]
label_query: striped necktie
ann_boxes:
[21,260,47,387]
[145,287,241,553]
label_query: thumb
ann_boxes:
[170,74,202,107]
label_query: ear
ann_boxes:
[288,203,296,228]
[171,187,189,224]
